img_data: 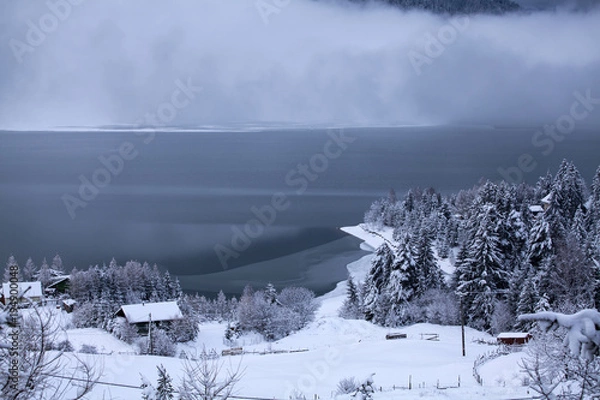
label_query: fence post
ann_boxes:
[408,375,412,390]
[458,375,461,388]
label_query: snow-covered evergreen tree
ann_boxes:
[590,165,600,233]
[3,255,20,283]
[36,258,52,289]
[414,228,444,296]
[264,283,277,305]
[526,214,553,271]
[51,254,64,275]
[22,257,37,282]
[515,269,539,330]
[457,204,506,332]
[547,160,587,240]
[386,233,413,321]
[363,243,393,322]
[156,364,175,400]
[340,275,362,319]
[545,233,595,310]
[214,290,229,321]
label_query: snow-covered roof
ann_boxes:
[63,299,77,306]
[529,205,544,213]
[2,281,43,298]
[497,332,530,339]
[541,193,552,204]
[47,275,70,287]
[117,301,183,324]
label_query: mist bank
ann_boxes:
[1,0,599,129]
[0,0,600,129]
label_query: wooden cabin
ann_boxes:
[114,301,183,335]
[1,281,43,306]
[497,332,532,346]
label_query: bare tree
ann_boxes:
[0,300,101,399]
[178,348,244,400]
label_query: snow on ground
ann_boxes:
[71,250,529,399]
[479,352,529,388]
[64,328,136,354]
[88,317,530,400]
[341,224,395,252]
[42,229,530,399]
[341,224,456,281]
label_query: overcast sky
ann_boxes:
[0,0,599,129]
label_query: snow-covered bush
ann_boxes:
[54,339,74,352]
[111,317,140,344]
[71,302,96,328]
[138,328,176,357]
[236,285,319,341]
[79,344,98,354]
[336,377,359,394]
[352,373,375,400]
[277,287,319,328]
[166,316,199,343]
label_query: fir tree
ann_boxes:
[534,170,553,201]
[386,233,414,322]
[363,244,393,322]
[36,258,52,289]
[527,214,553,271]
[52,254,64,274]
[590,165,600,230]
[156,364,175,400]
[414,228,444,295]
[457,205,506,332]
[515,270,539,330]
[570,207,587,245]
[23,257,37,282]
[264,283,277,305]
[215,290,229,321]
[547,160,587,239]
[339,274,361,319]
[545,233,595,309]
[3,255,21,283]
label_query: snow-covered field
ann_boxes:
[44,249,534,400]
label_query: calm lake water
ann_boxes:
[1,125,599,296]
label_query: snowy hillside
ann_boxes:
[40,253,532,400]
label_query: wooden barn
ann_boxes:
[114,301,183,335]
[61,299,77,313]
[497,332,532,346]
[46,276,71,297]
[1,281,43,306]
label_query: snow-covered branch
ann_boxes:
[519,309,600,360]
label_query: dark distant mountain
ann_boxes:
[352,0,521,14]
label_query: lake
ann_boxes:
[1,125,598,296]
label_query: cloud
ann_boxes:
[0,0,599,129]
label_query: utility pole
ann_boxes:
[148,313,152,355]
[458,289,508,357]
[460,296,466,357]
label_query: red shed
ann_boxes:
[497,332,532,346]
